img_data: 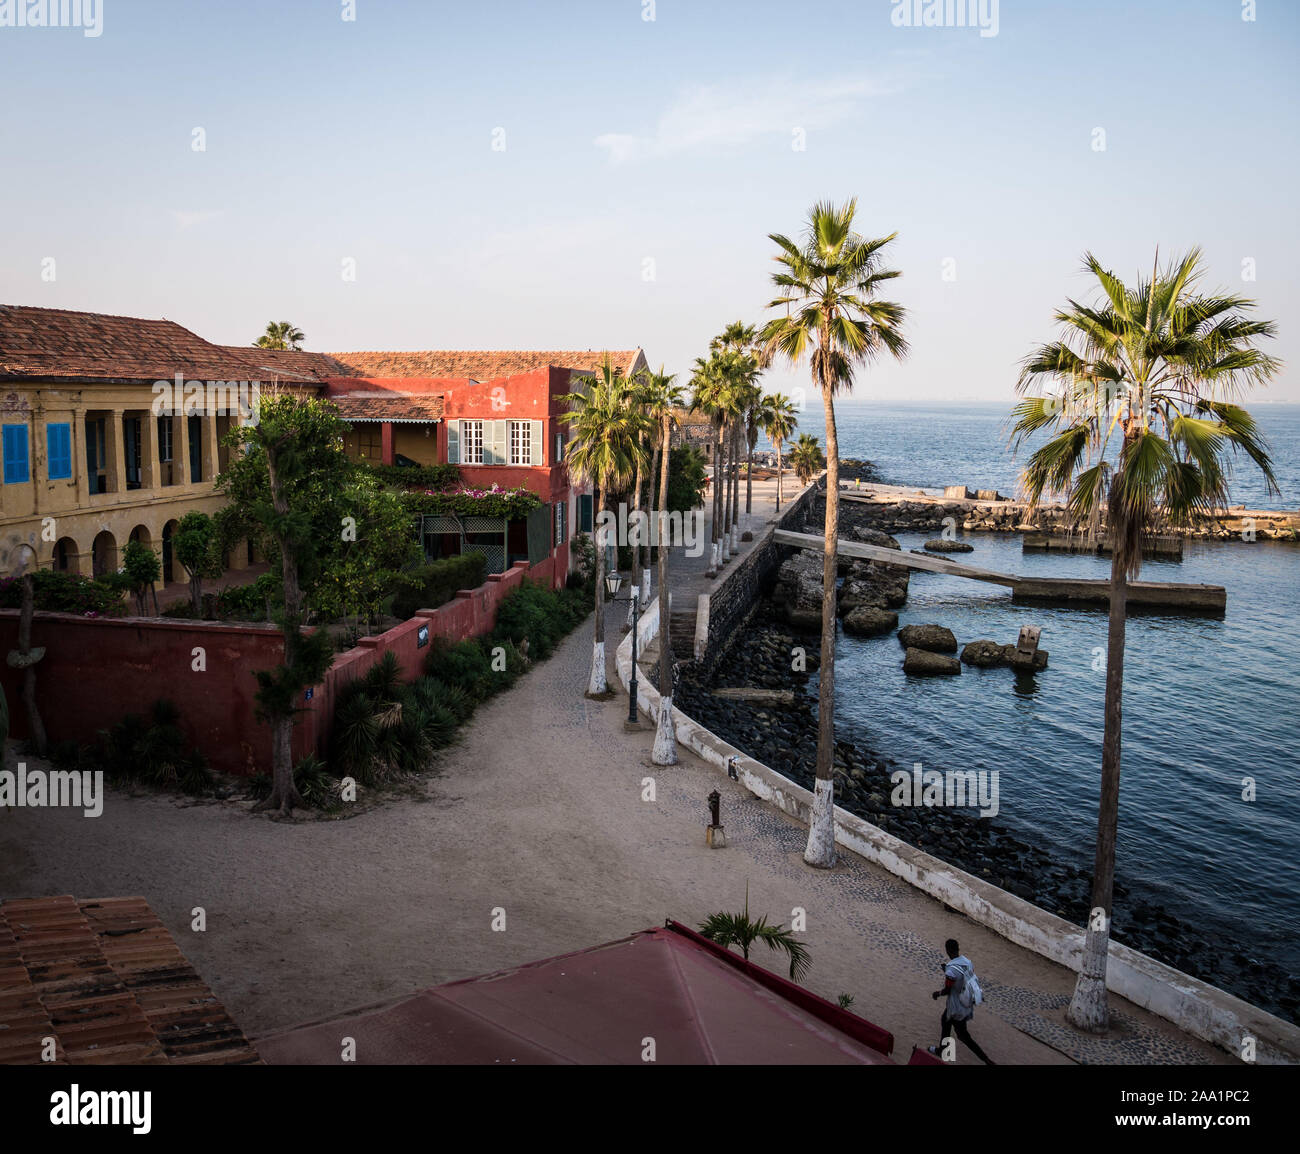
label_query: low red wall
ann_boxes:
[1,555,564,778]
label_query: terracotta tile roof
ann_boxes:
[222,346,352,381]
[0,896,259,1065]
[0,305,321,385]
[330,395,445,422]
[318,348,646,381]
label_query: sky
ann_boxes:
[1,0,1298,405]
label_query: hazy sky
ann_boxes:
[2,0,1297,404]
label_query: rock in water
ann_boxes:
[1005,645,1048,671]
[842,607,898,637]
[903,647,961,676]
[961,639,1008,667]
[847,525,902,550]
[897,624,957,653]
[923,538,974,553]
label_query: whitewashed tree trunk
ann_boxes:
[588,640,607,696]
[652,693,678,765]
[804,776,837,867]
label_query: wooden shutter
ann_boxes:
[579,493,593,532]
[489,419,507,465]
[447,420,459,464]
[530,420,542,466]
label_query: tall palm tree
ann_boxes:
[761,200,908,868]
[622,370,656,627]
[640,367,687,764]
[711,323,763,546]
[1012,247,1279,1032]
[561,356,644,696]
[690,353,733,576]
[255,321,305,351]
[790,433,824,484]
[762,392,799,510]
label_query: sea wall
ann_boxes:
[616,604,1300,1064]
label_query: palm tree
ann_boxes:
[561,356,645,696]
[255,321,305,351]
[790,433,824,484]
[1012,247,1279,1032]
[762,393,799,510]
[622,370,655,627]
[640,367,687,764]
[690,353,733,576]
[760,200,908,868]
[699,885,811,981]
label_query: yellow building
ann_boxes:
[0,305,320,584]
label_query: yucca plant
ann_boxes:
[1012,247,1279,1032]
[698,885,811,982]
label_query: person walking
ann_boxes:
[929,938,995,1064]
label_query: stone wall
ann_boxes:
[698,483,817,676]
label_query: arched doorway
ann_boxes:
[161,520,179,584]
[91,530,117,577]
[53,537,79,573]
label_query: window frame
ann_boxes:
[2,424,30,485]
[461,419,484,465]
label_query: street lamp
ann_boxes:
[606,570,640,727]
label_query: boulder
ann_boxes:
[903,647,961,676]
[961,639,1008,668]
[842,607,898,637]
[923,538,975,553]
[786,605,823,631]
[897,624,957,653]
[847,525,901,550]
[1006,645,1049,672]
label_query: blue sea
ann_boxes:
[762,402,1300,1009]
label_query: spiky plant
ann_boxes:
[698,884,811,982]
[1011,247,1279,1032]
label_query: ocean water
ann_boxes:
[759,401,1300,512]
[762,402,1300,1007]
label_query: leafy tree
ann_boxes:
[254,321,305,351]
[665,446,708,513]
[1011,248,1279,1032]
[699,885,811,981]
[561,356,646,696]
[217,395,350,815]
[174,511,221,615]
[761,199,908,868]
[121,539,161,615]
[761,392,799,509]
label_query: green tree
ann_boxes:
[121,539,161,616]
[217,395,348,815]
[665,446,708,512]
[254,321,305,351]
[761,200,908,868]
[761,392,799,510]
[561,356,646,696]
[174,511,220,615]
[1012,248,1279,1031]
[790,433,825,484]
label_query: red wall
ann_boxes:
[0,555,563,779]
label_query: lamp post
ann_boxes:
[605,570,640,727]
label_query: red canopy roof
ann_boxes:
[257,923,897,1065]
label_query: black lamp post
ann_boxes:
[605,570,640,726]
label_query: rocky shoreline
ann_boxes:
[671,479,1299,1023]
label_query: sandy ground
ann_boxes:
[0,475,1233,1065]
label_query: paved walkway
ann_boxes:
[0,477,1230,1063]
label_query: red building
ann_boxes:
[255,348,648,581]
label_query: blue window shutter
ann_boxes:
[3,425,29,484]
[530,420,542,466]
[447,420,459,464]
[47,422,72,480]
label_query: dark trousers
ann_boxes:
[941,1012,995,1064]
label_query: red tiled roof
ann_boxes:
[331,395,445,422]
[0,895,259,1065]
[0,306,321,385]
[318,349,646,381]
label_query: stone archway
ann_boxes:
[161,519,179,584]
[91,530,117,577]
[53,536,80,574]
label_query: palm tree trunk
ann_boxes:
[652,413,678,765]
[730,423,741,547]
[775,439,784,511]
[588,481,608,695]
[709,423,723,574]
[745,430,754,516]
[805,378,840,868]
[18,575,47,758]
[627,457,644,629]
[1067,519,1129,1030]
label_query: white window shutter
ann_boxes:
[447,421,459,464]
[531,420,542,466]
[492,419,507,465]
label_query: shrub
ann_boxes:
[424,638,494,698]
[161,601,200,619]
[95,699,211,795]
[365,462,461,491]
[0,569,128,616]
[217,572,279,620]
[391,553,487,620]
[248,753,341,810]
